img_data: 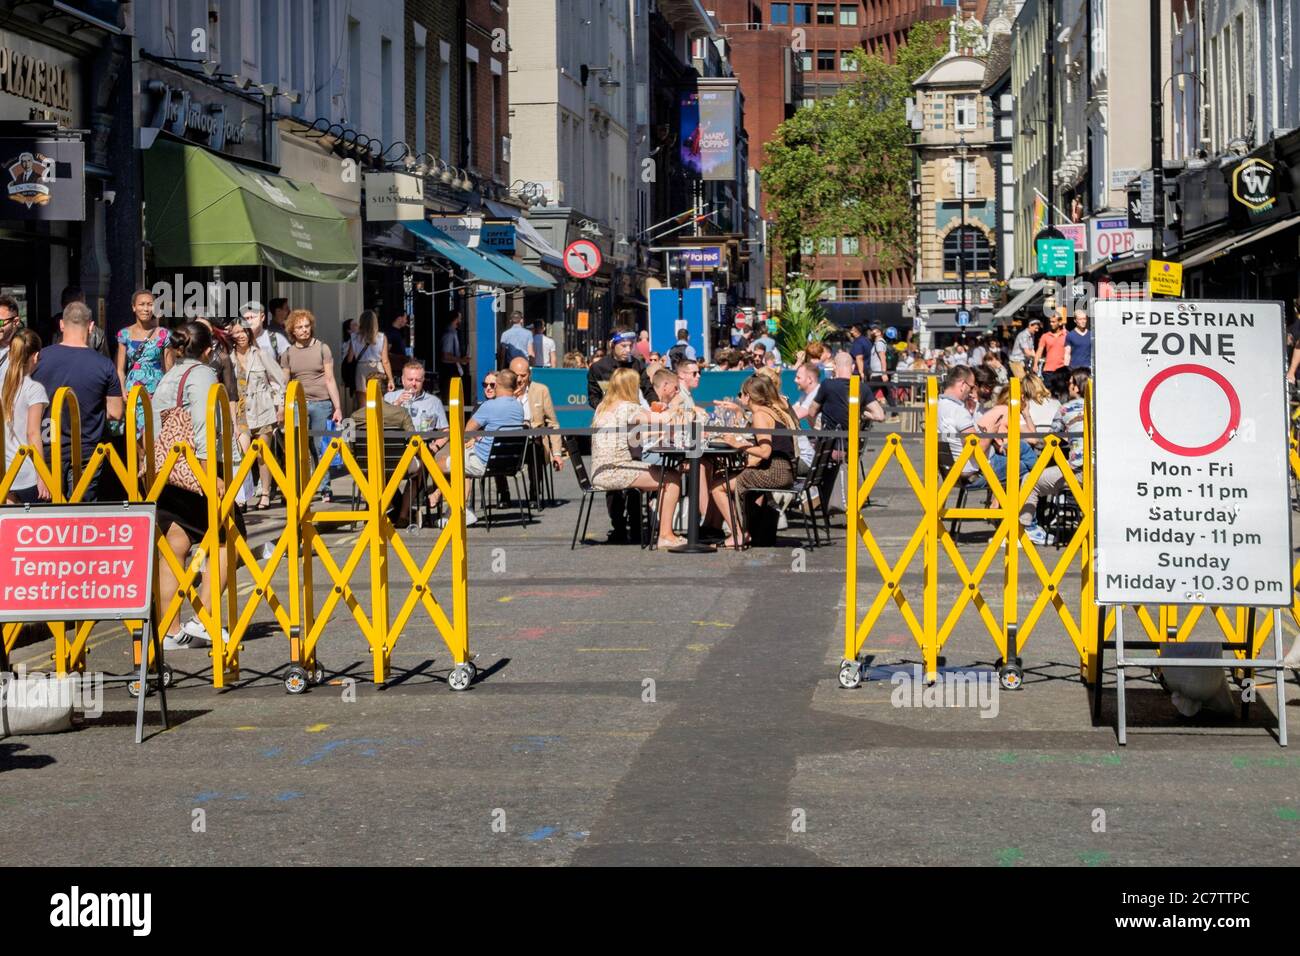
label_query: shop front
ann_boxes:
[915,285,995,346]
[0,11,135,341]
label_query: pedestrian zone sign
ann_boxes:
[1093,300,1292,606]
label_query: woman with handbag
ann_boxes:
[229,319,285,510]
[151,321,246,651]
[344,309,393,404]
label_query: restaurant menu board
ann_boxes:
[1093,300,1292,606]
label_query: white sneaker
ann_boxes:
[179,617,228,646]
[163,630,205,651]
[1023,523,1050,546]
[437,510,479,528]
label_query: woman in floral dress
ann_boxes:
[115,289,170,430]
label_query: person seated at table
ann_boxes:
[386,359,450,511]
[590,367,686,548]
[349,370,419,525]
[704,374,798,549]
[974,382,1056,546]
[431,368,526,527]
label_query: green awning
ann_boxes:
[144,138,358,282]
[403,220,519,285]
[476,248,557,290]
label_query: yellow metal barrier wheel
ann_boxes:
[838,660,863,689]
[996,659,1024,691]
[309,662,326,685]
[284,665,310,695]
[448,662,475,692]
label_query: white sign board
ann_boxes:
[364,172,424,221]
[1093,300,1292,606]
[1139,170,1155,223]
[1089,217,1152,263]
[1110,167,1141,191]
[427,216,482,247]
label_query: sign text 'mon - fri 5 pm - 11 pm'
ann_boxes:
[1092,300,1292,607]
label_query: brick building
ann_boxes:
[715,0,986,308]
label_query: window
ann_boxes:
[381,37,393,144]
[798,51,813,72]
[799,97,816,110]
[492,73,501,176]
[943,227,993,274]
[840,51,857,72]
[841,236,860,255]
[439,47,451,163]
[346,17,361,125]
[465,61,477,167]
[952,159,976,198]
[414,39,427,155]
[800,237,815,255]
[818,236,837,255]
[794,3,812,24]
[954,94,977,130]
[817,3,836,24]
[839,3,858,25]
[771,2,789,24]
[817,49,835,71]
[842,279,861,299]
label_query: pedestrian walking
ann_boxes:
[345,309,394,403]
[438,310,470,404]
[281,308,344,500]
[115,289,170,431]
[229,319,285,510]
[1,328,49,503]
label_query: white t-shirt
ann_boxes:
[349,332,387,365]
[1011,329,1035,363]
[1026,397,1060,430]
[5,376,47,490]
[793,390,818,467]
[869,339,887,374]
[937,393,977,475]
[257,328,290,359]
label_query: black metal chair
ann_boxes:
[348,429,426,529]
[1039,485,1083,548]
[524,436,557,510]
[790,436,838,548]
[563,435,599,549]
[469,429,532,530]
[938,437,992,540]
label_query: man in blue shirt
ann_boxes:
[499,312,533,365]
[1063,310,1092,371]
[847,323,872,378]
[436,367,525,527]
[33,301,124,501]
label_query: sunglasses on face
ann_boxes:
[483,381,497,389]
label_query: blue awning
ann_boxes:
[403,220,517,285]
[476,247,557,290]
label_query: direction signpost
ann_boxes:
[1093,300,1291,745]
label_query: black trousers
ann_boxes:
[605,490,642,537]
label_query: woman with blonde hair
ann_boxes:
[590,367,686,548]
[344,308,393,402]
[705,374,798,548]
[1,328,49,503]
[1019,370,1060,430]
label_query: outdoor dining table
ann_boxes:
[642,439,749,553]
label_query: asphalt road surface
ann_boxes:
[3,432,1298,866]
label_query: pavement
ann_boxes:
[2,427,1299,866]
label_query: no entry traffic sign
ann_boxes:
[0,504,156,621]
[1093,300,1292,606]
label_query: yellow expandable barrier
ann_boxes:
[0,377,471,691]
[843,376,1291,689]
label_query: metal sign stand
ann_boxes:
[1095,606,1288,747]
[130,617,170,745]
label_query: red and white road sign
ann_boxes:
[564,239,602,279]
[1093,300,1291,607]
[0,505,156,621]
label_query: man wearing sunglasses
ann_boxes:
[0,295,21,379]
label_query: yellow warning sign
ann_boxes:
[1148,259,1183,296]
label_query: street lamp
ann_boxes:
[957,136,969,324]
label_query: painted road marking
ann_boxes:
[305,723,329,733]
[576,647,651,653]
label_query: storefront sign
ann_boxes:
[0,31,81,127]
[0,137,83,221]
[139,61,262,163]
[480,222,516,254]
[1089,217,1152,262]
[363,172,422,221]
[1056,223,1087,252]
[428,216,482,247]
[682,247,722,268]
[1231,157,1276,213]
[1093,300,1291,606]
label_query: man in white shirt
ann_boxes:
[384,360,448,434]
[792,361,821,473]
[936,366,989,477]
[527,320,558,368]
[241,300,289,359]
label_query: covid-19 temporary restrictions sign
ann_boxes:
[0,504,156,621]
[1093,300,1292,606]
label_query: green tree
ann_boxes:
[763,18,950,272]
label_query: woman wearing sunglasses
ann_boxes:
[481,373,498,400]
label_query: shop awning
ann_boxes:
[144,138,358,282]
[994,279,1046,320]
[475,247,557,290]
[403,220,518,285]
[1182,212,1300,268]
[515,216,566,268]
